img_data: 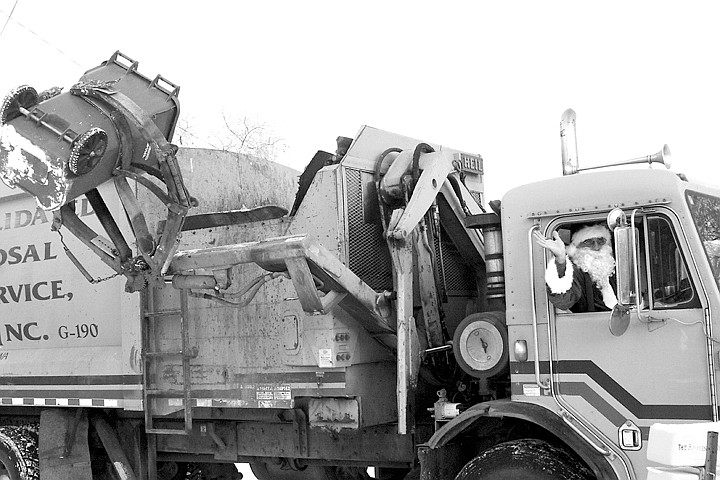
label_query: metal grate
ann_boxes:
[346,169,393,291]
[437,236,477,295]
[469,191,483,208]
[345,168,476,296]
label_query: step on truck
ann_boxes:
[1,52,720,480]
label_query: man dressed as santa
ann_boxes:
[533,223,618,313]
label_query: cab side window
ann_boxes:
[547,215,697,314]
[645,216,699,309]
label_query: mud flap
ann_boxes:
[39,409,93,480]
[91,416,139,480]
[418,443,466,480]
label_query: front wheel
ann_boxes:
[455,439,595,480]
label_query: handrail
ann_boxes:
[528,224,550,390]
[631,209,643,315]
[560,409,611,456]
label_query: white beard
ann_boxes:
[568,244,616,291]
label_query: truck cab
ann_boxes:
[496,167,719,478]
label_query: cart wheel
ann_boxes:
[0,426,39,480]
[0,85,38,124]
[68,127,108,175]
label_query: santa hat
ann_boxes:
[570,223,611,247]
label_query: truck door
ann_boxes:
[546,210,712,470]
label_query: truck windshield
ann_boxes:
[687,191,720,289]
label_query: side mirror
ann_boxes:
[609,304,631,336]
[608,207,643,308]
[613,224,640,306]
[607,208,641,337]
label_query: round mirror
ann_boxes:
[609,305,631,336]
[607,208,626,231]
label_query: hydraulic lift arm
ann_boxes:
[377,144,486,434]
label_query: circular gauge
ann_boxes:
[453,312,509,378]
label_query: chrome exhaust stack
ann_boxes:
[560,108,579,176]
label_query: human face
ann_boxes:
[577,237,607,251]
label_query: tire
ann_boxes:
[0,426,39,480]
[454,439,595,480]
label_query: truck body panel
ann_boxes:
[0,183,143,411]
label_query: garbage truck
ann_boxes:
[0,51,719,480]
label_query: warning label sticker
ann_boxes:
[237,383,293,408]
[318,348,333,368]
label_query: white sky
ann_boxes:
[1,1,719,205]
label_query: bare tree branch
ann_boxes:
[175,111,287,161]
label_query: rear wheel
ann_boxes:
[454,439,595,480]
[0,426,39,480]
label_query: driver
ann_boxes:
[533,223,617,313]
